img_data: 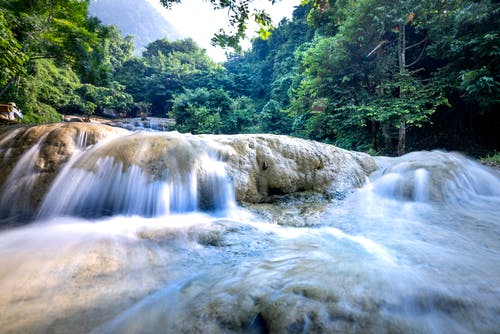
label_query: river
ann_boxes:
[0,128,498,333]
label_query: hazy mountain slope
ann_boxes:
[89,0,181,54]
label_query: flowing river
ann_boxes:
[0,127,498,333]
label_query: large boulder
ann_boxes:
[205,134,376,203]
[0,123,376,217]
[0,123,128,216]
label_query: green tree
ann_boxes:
[171,88,257,134]
[224,4,313,133]
[114,58,152,103]
[16,59,79,123]
[231,96,259,133]
[0,9,26,97]
[125,38,225,116]
[292,0,450,154]
[76,82,134,115]
[1,0,136,121]
[426,1,500,109]
[171,88,224,134]
[5,0,94,66]
[75,18,135,86]
[260,99,293,133]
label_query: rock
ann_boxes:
[0,123,128,217]
[371,151,500,203]
[205,134,376,203]
[0,124,376,216]
[242,191,331,227]
[72,131,376,203]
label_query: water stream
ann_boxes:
[0,133,498,333]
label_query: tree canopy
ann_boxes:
[1,0,498,156]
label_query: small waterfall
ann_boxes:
[413,168,429,202]
[38,157,168,218]
[76,130,88,148]
[38,133,235,218]
[109,118,172,132]
[0,126,98,220]
[0,141,44,218]
[0,127,23,164]
[370,151,500,205]
[443,153,500,204]
[196,154,235,212]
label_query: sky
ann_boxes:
[145,0,302,62]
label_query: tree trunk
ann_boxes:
[382,121,392,151]
[371,121,379,151]
[397,116,406,156]
[0,77,16,97]
[397,23,406,156]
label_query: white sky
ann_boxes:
[146,0,302,62]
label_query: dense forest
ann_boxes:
[1,0,498,156]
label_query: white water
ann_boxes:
[0,137,47,218]
[36,133,235,218]
[0,148,499,333]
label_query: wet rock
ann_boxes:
[0,123,128,217]
[372,151,500,203]
[0,124,376,216]
[205,134,376,203]
[242,192,331,227]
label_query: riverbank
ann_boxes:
[479,153,500,169]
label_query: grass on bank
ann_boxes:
[480,152,500,168]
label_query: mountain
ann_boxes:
[88,0,181,54]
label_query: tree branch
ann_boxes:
[29,55,58,60]
[405,38,428,68]
[0,77,16,97]
[366,40,388,58]
[405,37,428,51]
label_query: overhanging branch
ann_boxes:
[405,37,428,68]
[405,37,428,50]
[0,77,16,97]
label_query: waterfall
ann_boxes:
[0,141,44,218]
[0,125,499,334]
[370,150,500,204]
[0,123,127,220]
[412,168,430,202]
[38,132,235,218]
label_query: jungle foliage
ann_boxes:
[1,0,498,155]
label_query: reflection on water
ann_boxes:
[0,151,499,333]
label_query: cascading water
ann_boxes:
[37,132,235,218]
[0,125,499,334]
[371,151,500,203]
[0,140,45,218]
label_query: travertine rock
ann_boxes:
[0,123,376,216]
[0,123,128,215]
[205,134,376,203]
